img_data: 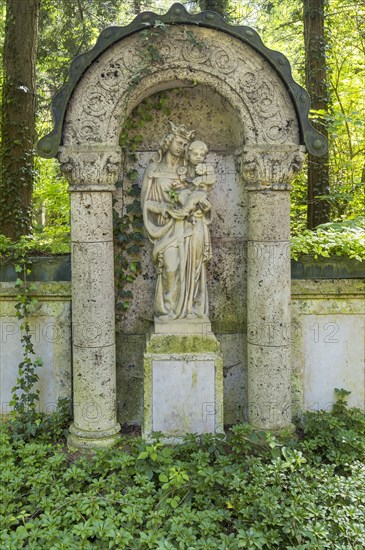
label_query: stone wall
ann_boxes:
[1,277,363,422]
[291,279,365,416]
[0,282,71,415]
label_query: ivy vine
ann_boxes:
[113,23,173,324]
[5,253,45,440]
[10,259,42,413]
[1,244,71,441]
[114,94,171,324]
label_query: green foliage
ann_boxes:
[1,391,364,548]
[37,1,141,126]
[243,0,365,227]
[114,92,171,316]
[1,0,361,259]
[5,253,72,443]
[0,231,70,258]
[9,258,44,439]
[0,158,70,256]
[196,0,232,19]
[291,217,365,260]
[32,157,70,253]
[0,0,362,244]
[298,389,365,471]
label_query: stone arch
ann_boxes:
[37,4,326,448]
[38,3,326,158]
[57,26,303,152]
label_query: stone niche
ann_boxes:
[37,3,326,448]
[115,85,247,427]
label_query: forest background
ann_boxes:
[0,0,363,260]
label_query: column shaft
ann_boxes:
[68,190,120,448]
[247,190,292,430]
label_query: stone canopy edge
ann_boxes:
[36,2,328,159]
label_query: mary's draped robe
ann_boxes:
[141,161,212,321]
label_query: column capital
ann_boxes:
[241,145,306,191]
[58,145,121,191]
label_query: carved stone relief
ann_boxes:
[63,26,300,150]
[241,146,305,190]
[58,148,121,187]
[141,122,216,322]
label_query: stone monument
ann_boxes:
[142,122,223,438]
[36,3,327,449]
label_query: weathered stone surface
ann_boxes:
[246,183,292,429]
[0,282,71,414]
[62,26,300,150]
[1,281,364,424]
[37,4,328,160]
[152,360,216,434]
[247,241,291,330]
[59,147,121,188]
[141,123,214,322]
[68,176,120,448]
[242,146,305,191]
[45,17,310,440]
[302,315,364,410]
[247,344,292,429]
[116,151,247,335]
[116,334,145,426]
[72,241,115,348]
[143,332,223,437]
[246,191,291,241]
[72,344,118,432]
[70,192,114,242]
[291,279,365,414]
[219,333,247,424]
[126,86,242,152]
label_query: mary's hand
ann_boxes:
[167,208,187,220]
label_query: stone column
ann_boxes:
[59,146,122,449]
[242,146,305,430]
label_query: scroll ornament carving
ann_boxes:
[62,28,298,149]
[180,40,237,75]
[58,148,121,188]
[83,89,109,117]
[241,147,305,191]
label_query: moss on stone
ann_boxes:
[146,333,220,354]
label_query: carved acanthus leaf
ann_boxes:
[241,146,305,190]
[58,147,121,188]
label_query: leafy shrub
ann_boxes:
[291,217,365,261]
[0,230,70,260]
[1,393,364,549]
[297,388,365,470]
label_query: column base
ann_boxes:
[67,422,121,451]
[247,422,296,437]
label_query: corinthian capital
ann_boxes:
[58,146,121,190]
[241,145,306,191]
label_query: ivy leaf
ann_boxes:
[137,451,149,460]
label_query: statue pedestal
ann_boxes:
[143,324,223,440]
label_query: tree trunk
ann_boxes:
[303,0,330,229]
[0,0,40,240]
